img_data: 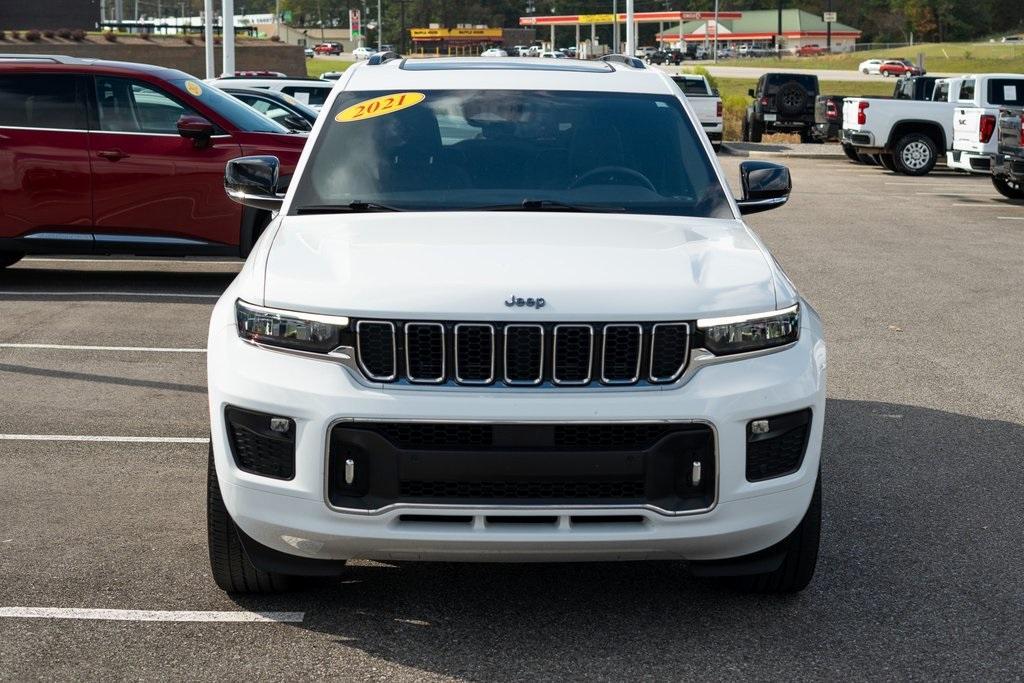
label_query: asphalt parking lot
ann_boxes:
[2,156,1023,680]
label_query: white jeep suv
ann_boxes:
[208,56,827,595]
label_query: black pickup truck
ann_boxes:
[991,107,1024,199]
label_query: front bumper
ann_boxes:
[208,300,827,564]
[992,153,1024,182]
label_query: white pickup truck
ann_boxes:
[949,73,1024,174]
[672,74,723,151]
[842,76,965,175]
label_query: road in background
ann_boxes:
[1,157,1022,679]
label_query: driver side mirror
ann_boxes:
[736,160,791,215]
[747,88,755,97]
[225,155,283,211]
[177,114,216,148]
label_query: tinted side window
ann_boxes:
[958,80,976,102]
[0,74,87,130]
[95,77,195,133]
[987,79,1024,106]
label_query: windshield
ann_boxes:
[173,79,289,133]
[289,89,731,217]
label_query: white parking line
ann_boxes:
[0,607,304,622]
[0,343,205,353]
[0,434,208,443]
[997,216,1024,221]
[950,203,1012,207]
[0,291,220,299]
[914,192,994,196]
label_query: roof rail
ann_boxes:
[0,54,82,64]
[367,51,402,66]
[600,54,645,69]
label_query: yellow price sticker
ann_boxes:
[335,92,425,123]
[184,80,203,96]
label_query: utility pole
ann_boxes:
[223,0,235,76]
[377,0,382,50]
[625,0,634,56]
[777,0,783,59]
[825,0,833,51]
[612,0,618,53]
[204,0,215,78]
[712,0,718,63]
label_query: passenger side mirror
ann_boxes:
[736,160,791,215]
[225,155,283,211]
[281,114,312,132]
[177,114,216,147]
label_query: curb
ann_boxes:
[722,145,843,159]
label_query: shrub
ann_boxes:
[43,29,55,39]
[10,30,20,40]
[184,35,194,45]
[140,31,151,40]
[214,35,221,45]
[71,29,86,41]
[269,34,281,42]
[684,65,719,92]
[103,30,117,42]
[25,30,42,42]
[57,28,73,40]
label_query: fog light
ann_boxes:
[750,419,770,435]
[270,417,290,433]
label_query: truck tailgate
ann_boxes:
[953,107,992,154]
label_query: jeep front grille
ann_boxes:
[352,320,690,388]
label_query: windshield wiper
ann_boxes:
[295,201,404,214]
[474,199,626,213]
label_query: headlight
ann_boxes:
[235,299,347,353]
[697,303,800,355]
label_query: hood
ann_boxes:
[261,212,777,320]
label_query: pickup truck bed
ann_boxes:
[672,75,723,151]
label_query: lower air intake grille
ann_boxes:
[400,479,645,500]
[225,406,295,480]
[746,409,812,481]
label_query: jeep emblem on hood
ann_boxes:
[505,295,546,309]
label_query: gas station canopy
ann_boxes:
[519,11,742,27]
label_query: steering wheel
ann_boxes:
[569,166,657,192]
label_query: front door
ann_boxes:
[0,73,92,245]
[88,76,243,249]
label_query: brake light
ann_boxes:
[760,96,769,107]
[826,101,838,120]
[716,100,723,117]
[857,101,870,125]
[1020,117,1024,145]
[979,114,996,143]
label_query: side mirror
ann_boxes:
[281,114,312,132]
[736,160,791,215]
[225,155,283,211]
[177,114,215,147]
[747,88,755,97]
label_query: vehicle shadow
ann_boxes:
[228,398,1024,678]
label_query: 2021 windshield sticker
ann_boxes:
[335,92,425,123]
[184,80,203,97]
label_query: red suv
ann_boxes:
[313,42,343,55]
[879,59,924,77]
[0,55,308,269]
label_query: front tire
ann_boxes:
[992,176,1024,199]
[728,474,822,594]
[893,133,938,176]
[0,251,24,269]
[208,446,294,594]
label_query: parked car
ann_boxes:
[0,55,308,269]
[218,85,319,132]
[832,76,939,159]
[209,55,825,597]
[813,95,844,142]
[313,42,343,55]
[879,59,924,77]
[672,74,723,151]
[352,46,377,60]
[304,47,315,58]
[511,45,531,56]
[858,59,884,75]
[743,72,820,142]
[539,51,566,59]
[842,73,1020,175]
[796,44,827,57]
[949,73,1024,174]
[319,71,346,81]
[481,48,508,58]
[207,76,335,110]
[647,49,684,66]
[990,106,1024,198]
